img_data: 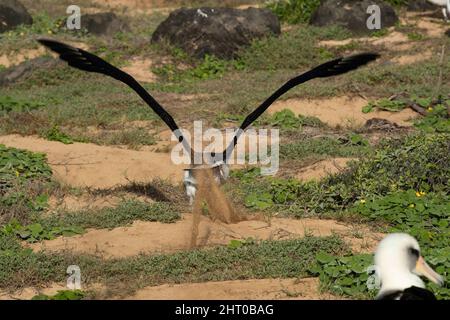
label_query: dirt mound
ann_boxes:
[295,158,356,181]
[27,214,382,258]
[123,277,340,300]
[268,96,418,128]
[0,135,185,188]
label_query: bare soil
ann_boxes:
[268,96,418,128]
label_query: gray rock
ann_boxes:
[81,12,129,36]
[0,57,60,86]
[151,7,280,59]
[0,0,32,33]
[310,0,398,35]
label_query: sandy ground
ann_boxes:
[319,15,447,66]
[0,277,338,300]
[0,48,46,68]
[27,213,382,258]
[124,277,339,300]
[268,96,419,128]
[0,135,185,188]
[122,58,157,83]
[48,193,153,212]
[295,158,357,181]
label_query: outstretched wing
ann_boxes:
[220,53,379,162]
[38,39,185,143]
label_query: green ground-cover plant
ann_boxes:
[1,219,84,243]
[414,104,450,133]
[32,289,85,300]
[42,124,75,144]
[351,190,449,249]
[1,200,180,243]
[0,145,52,224]
[231,133,449,215]
[308,252,376,299]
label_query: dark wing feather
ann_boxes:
[38,39,184,142]
[220,53,379,161]
[377,286,437,300]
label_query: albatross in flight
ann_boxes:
[375,233,444,300]
[37,39,378,203]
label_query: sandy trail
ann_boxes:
[0,135,184,188]
[27,214,382,258]
[123,277,339,300]
[269,96,418,128]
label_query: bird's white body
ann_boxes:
[375,233,424,298]
[428,0,450,20]
[375,233,444,299]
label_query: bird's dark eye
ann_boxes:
[409,247,419,257]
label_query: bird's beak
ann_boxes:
[415,256,444,287]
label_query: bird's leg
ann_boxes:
[443,8,449,21]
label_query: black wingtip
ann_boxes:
[37,38,77,54]
[313,52,380,78]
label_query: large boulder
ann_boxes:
[151,7,281,59]
[310,0,398,35]
[0,0,32,33]
[81,12,129,36]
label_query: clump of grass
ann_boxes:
[42,124,75,144]
[88,128,157,149]
[266,0,321,24]
[42,200,181,230]
[0,234,348,292]
[280,134,370,160]
[0,96,45,116]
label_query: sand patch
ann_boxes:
[0,42,89,69]
[416,19,447,38]
[295,158,356,181]
[391,50,433,65]
[124,277,339,300]
[27,214,382,258]
[318,31,411,49]
[0,283,68,300]
[122,58,157,83]
[0,48,46,68]
[0,135,185,188]
[269,96,418,128]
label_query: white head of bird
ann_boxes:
[375,233,444,298]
